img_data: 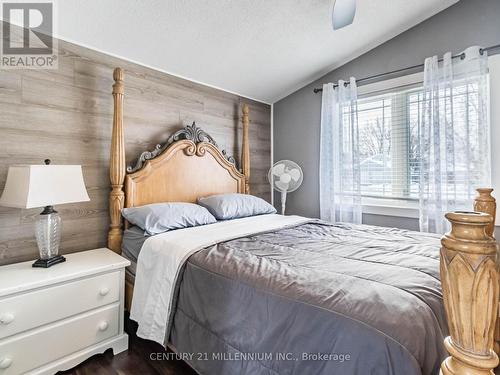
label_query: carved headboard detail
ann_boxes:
[124,123,245,209]
[127,122,237,173]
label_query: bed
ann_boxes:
[107,68,499,375]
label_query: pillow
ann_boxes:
[122,202,216,236]
[197,193,276,220]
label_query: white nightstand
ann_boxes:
[0,248,130,375]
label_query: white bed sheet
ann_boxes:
[129,213,309,345]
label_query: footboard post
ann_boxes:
[474,188,499,355]
[474,188,497,237]
[440,212,499,374]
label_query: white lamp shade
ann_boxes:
[0,165,90,209]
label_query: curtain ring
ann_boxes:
[460,52,466,60]
[479,48,484,55]
[343,82,348,87]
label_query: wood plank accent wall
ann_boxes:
[0,26,271,265]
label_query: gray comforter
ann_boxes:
[168,221,447,375]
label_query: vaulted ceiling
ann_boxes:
[54,0,458,103]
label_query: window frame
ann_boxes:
[355,72,424,218]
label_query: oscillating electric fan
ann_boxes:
[268,160,303,215]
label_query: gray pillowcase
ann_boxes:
[122,202,217,236]
[197,193,276,220]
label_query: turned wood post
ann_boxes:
[241,103,250,194]
[440,211,499,375]
[474,188,499,355]
[475,188,496,237]
[108,68,125,253]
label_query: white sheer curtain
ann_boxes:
[419,46,491,233]
[320,78,362,224]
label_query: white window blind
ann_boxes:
[342,79,484,202]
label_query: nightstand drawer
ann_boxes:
[0,303,119,375]
[0,271,120,339]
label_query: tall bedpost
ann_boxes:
[108,67,125,253]
[241,103,250,194]
[440,211,499,375]
[474,188,499,355]
[475,188,497,237]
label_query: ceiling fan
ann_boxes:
[332,0,356,30]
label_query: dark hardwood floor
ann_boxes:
[58,314,196,375]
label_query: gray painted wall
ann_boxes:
[273,0,500,229]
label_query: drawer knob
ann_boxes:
[99,287,110,296]
[98,321,109,331]
[0,357,12,369]
[0,313,14,325]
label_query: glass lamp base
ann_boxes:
[32,255,66,268]
[34,206,63,267]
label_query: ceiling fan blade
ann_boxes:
[332,0,356,30]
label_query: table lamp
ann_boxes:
[0,160,90,268]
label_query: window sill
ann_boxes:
[361,199,500,227]
[362,198,419,219]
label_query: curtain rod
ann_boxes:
[312,44,500,94]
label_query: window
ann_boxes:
[343,79,484,203]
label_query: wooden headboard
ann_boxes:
[107,67,251,253]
